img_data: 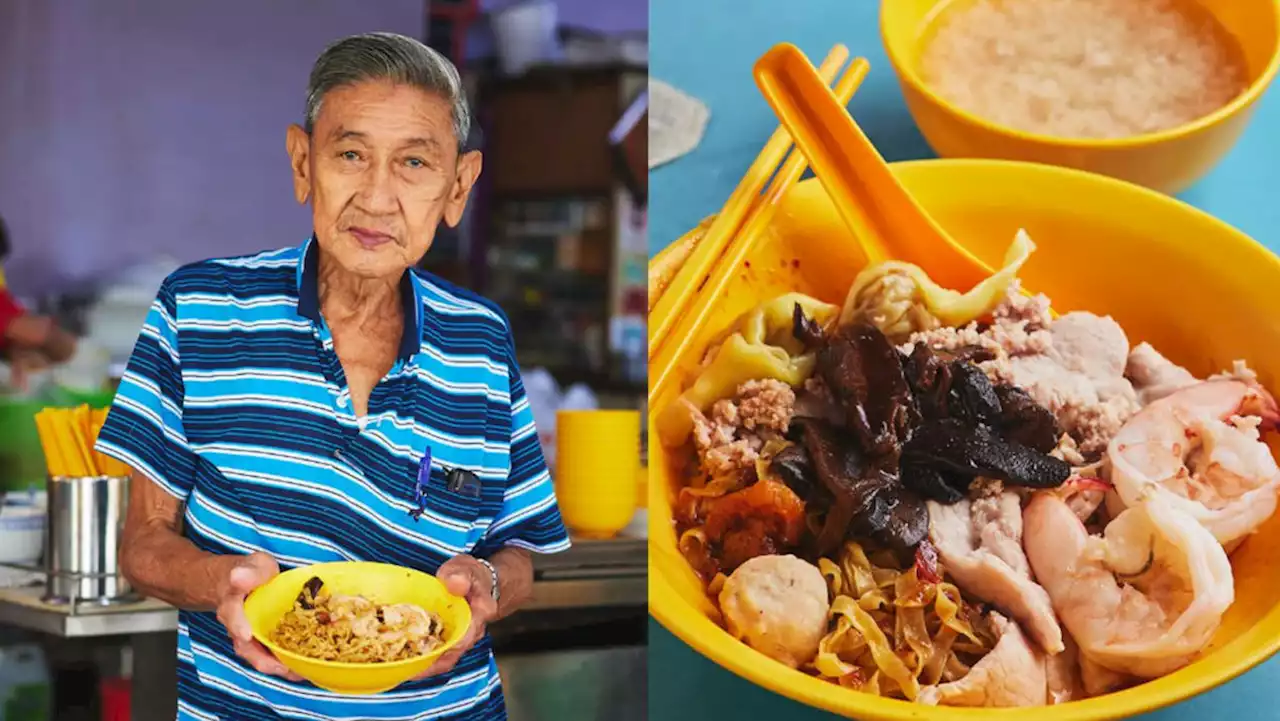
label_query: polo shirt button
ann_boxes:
[337,396,348,409]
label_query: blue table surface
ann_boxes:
[647,1,1280,719]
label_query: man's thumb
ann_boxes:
[227,565,260,596]
[442,569,472,598]
[227,553,276,595]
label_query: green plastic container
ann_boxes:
[0,386,115,492]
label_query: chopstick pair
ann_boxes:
[648,46,870,359]
[34,405,130,478]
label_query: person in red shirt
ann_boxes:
[0,215,77,388]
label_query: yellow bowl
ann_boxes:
[648,159,1280,720]
[244,561,472,695]
[879,0,1280,194]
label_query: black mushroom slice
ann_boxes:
[947,361,1003,428]
[794,307,920,458]
[792,417,895,558]
[793,387,846,428]
[900,460,967,504]
[296,575,325,609]
[903,344,1009,424]
[993,384,1062,453]
[902,343,951,422]
[871,488,930,567]
[770,444,816,501]
[903,418,1071,489]
[843,483,893,548]
[792,302,826,347]
[939,344,998,365]
[820,324,920,459]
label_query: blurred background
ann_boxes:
[0,1,647,719]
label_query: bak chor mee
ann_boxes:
[271,576,448,664]
[658,230,1278,707]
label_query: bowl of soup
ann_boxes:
[879,0,1280,194]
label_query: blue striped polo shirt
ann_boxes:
[96,237,571,720]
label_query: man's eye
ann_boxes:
[340,150,361,161]
[405,157,426,169]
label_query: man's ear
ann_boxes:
[286,124,312,204]
[443,150,483,228]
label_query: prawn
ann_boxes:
[1108,379,1280,549]
[1023,493,1233,678]
[382,603,432,637]
[1055,475,1112,522]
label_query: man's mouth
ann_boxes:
[347,227,395,249]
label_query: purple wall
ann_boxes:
[0,0,426,298]
[0,0,645,299]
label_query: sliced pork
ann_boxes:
[1045,634,1084,704]
[917,613,1047,707]
[928,490,1064,655]
[1007,312,1141,458]
[1079,652,1132,697]
[909,293,1143,458]
[1126,341,1199,406]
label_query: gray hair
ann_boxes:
[305,32,471,152]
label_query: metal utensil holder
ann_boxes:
[44,474,133,605]
[0,559,140,608]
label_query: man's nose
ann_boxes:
[357,161,398,213]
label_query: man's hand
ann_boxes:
[416,555,499,679]
[214,552,302,681]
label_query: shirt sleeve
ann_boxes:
[95,276,197,501]
[476,334,572,556]
[0,288,24,349]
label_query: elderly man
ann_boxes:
[95,33,569,720]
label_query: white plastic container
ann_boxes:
[0,491,46,589]
[0,491,45,565]
[522,368,561,468]
[85,256,181,371]
[50,340,111,394]
[490,0,561,76]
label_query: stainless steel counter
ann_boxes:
[501,645,646,721]
[0,537,646,639]
[0,587,175,638]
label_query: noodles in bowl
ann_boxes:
[656,219,1280,709]
[649,161,1280,720]
[271,576,448,664]
[244,561,471,694]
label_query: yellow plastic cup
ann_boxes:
[880,0,1280,194]
[554,409,641,538]
[244,561,471,695]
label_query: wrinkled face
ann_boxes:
[286,79,482,279]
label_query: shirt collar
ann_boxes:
[294,235,422,362]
